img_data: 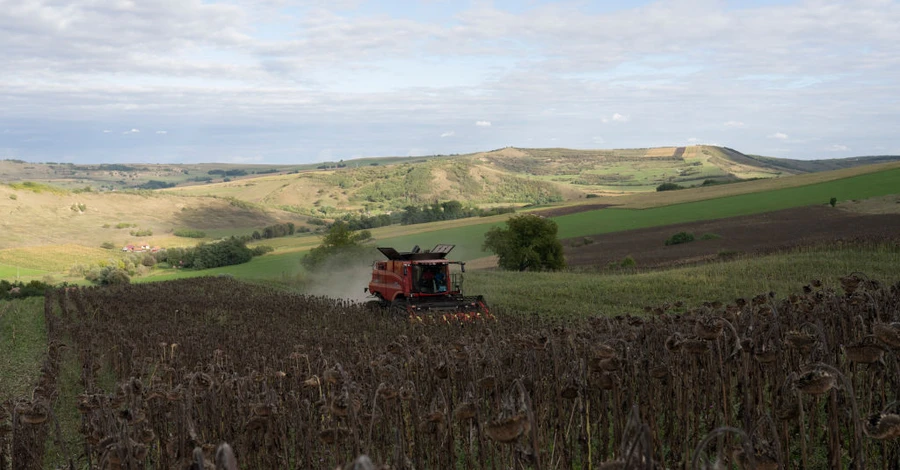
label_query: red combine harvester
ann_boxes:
[364,244,491,322]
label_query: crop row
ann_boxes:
[2,274,899,468]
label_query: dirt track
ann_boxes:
[562,205,900,268]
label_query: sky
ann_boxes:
[1,0,899,164]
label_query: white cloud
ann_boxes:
[687,137,699,143]
[123,128,140,134]
[156,130,168,135]
[827,144,849,151]
[2,1,899,162]
[440,131,454,137]
[102,130,111,133]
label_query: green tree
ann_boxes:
[482,215,566,271]
[301,221,372,270]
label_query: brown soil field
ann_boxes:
[563,205,900,268]
[533,203,615,217]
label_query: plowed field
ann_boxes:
[563,205,900,268]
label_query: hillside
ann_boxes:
[0,183,310,251]
[5,146,898,220]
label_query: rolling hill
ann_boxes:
[4,146,898,220]
[1,145,899,282]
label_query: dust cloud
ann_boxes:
[300,248,381,304]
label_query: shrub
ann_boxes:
[85,266,131,285]
[251,245,274,256]
[830,197,837,207]
[656,182,685,192]
[101,241,116,250]
[665,232,695,246]
[620,256,636,268]
[116,222,135,229]
[130,229,153,236]
[8,194,16,200]
[174,229,207,238]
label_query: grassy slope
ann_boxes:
[0,184,310,250]
[368,165,900,260]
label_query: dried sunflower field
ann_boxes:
[3,274,900,469]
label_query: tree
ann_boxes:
[482,215,566,271]
[301,221,372,270]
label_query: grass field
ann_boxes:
[0,264,48,279]
[468,242,900,317]
[371,166,900,259]
[0,245,119,272]
[0,298,46,402]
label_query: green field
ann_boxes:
[469,243,900,317]
[0,298,46,402]
[554,166,900,238]
[372,167,900,260]
[0,264,48,279]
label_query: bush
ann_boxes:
[251,245,274,256]
[86,266,131,285]
[1,280,55,300]
[665,232,695,246]
[620,256,636,268]
[830,197,837,207]
[174,229,207,238]
[101,241,116,249]
[656,182,685,192]
[130,229,153,236]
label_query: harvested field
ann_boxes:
[564,205,900,268]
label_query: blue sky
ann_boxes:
[1,0,898,164]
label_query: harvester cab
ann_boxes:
[364,244,491,322]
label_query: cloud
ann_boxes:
[123,129,140,134]
[687,137,699,143]
[827,144,849,151]
[1,1,899,162]
[440,131,454,137]
[475,121,491,127]
[156,130,168,134]
[767,132,788,140]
